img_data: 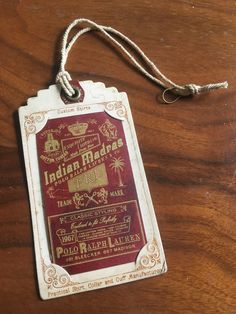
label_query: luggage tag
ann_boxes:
[18,18,228,300]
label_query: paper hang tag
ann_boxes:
[19,80,167,300]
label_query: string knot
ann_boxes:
[56,71,74,96]
[173,81,228,97]
[185,84,201,95]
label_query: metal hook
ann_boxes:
[162,87,181,104]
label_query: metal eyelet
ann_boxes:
[65,86,81,101]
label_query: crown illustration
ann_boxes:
[68,122,88,136]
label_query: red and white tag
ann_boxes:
[19,80,167,299]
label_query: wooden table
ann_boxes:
[0,1,235,313]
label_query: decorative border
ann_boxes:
[24,112,47,137]
[42,258,75,289]
[137,240,160,270]
[105,101,127,119]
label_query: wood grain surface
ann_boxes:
[0,1,236,313]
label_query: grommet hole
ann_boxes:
[65,87,81,101]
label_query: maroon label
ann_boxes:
[36,111,146,274]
